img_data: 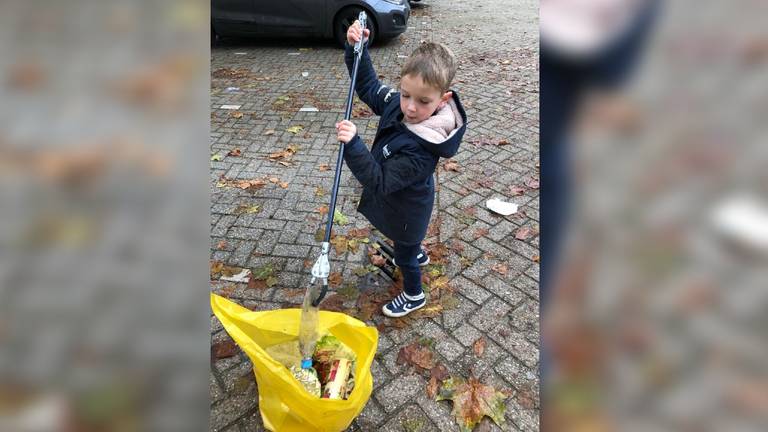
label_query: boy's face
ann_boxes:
[399,73,453,124]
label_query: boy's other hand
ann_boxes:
[336,120,357,144]
[346,20,370,46]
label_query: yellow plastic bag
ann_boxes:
[210,294,378,432]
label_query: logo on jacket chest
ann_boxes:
[382,145,391,159]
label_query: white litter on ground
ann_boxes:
[711,194,768,253]
[220,268,252,283]
[220,104,242,110]
[299,107,319,112]
[302,72,309,77]
[486,198,518,216]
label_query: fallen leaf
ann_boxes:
[264,129,275,135]
[473,228,489,240]
[427,376,441,399]
[216,240,228,250]
[337,283,360,301]
[328,272,342,287]
[525,177,540,189]
[472,337,486,358]
[532,255,540,263]
[348,227,371,238]
[286,125,304,134]
[265,276,278,287]
[497,139,510,145]
[436,376,510,431]
[515,226,538,240]
[431,364,450,382]
[252,264,274,280]
[317,205,329,216]
[211,154,222,161]
[227,148,242,157]
[233,203,261,215]
[444,160,460,172]
[278,181,289,189]
[320,294,345,313]
[318,164,331,171]
[211,339,239,359]
[370,254,387,267]
[516,385,537,409]
[450,239,465,254]
[315,187,325,197]
[331,236,349,254]
[333,209,349,225]
[397,341,436,372]
[491,263,508,276]
[231,111,243,119]
[509,185,526,196]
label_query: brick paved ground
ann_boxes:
[210,0,539,430]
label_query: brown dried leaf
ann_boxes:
[211,338,239,359]
[321,294,345,312]
[370,253,387,267]
[473,337,486,358]
[473,228,489,240]
[216,240,228,250]
[525,177,540,189]
[427,376,440,399]
[515,226,538,240]
[444,160,460,172]
[227,148,242,157]
[436,377,510,430]
[318,164,331,171]
[491,263,508,276]
[328,272,342,288]
[397,341,435,372]
[509,185,526,196]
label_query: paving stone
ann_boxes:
[469,297,514,332]
[210,392,258,432]
[380,404,440,432]
[375,374,425,414]
[481,274,527,306]
[454,275,493,305]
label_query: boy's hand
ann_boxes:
[346,20,370,46]
[336,120,357,144]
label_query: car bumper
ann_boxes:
[373,1,410,39]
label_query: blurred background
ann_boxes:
[0,0,210,430]
[541,0,768,430]
[3,0,768,430]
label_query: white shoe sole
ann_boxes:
[382,300,426,318]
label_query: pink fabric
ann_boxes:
[404,99,462,144]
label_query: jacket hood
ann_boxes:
[402,90,467,158]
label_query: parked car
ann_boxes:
[212,0,410,47]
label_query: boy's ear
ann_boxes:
[441,91,453,103]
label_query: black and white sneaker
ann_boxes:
[392,249,430,267]
[382,291,426,318]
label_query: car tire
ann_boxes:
[334,6,376,49]
[211,24,219,46]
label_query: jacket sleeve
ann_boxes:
[344,43,397,116]
[342,135,434,196]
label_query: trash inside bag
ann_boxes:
[267,335,357,401]
[289,365,322,397]
[210,293,378,432]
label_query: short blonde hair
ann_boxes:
[401,42,457,93]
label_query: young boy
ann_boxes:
[335,21,467,318]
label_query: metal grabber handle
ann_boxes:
[308,11,368,307]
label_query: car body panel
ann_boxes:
[212,0,409,42]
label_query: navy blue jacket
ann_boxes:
[342,43,467,245]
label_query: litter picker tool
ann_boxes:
[298,12,368,369]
